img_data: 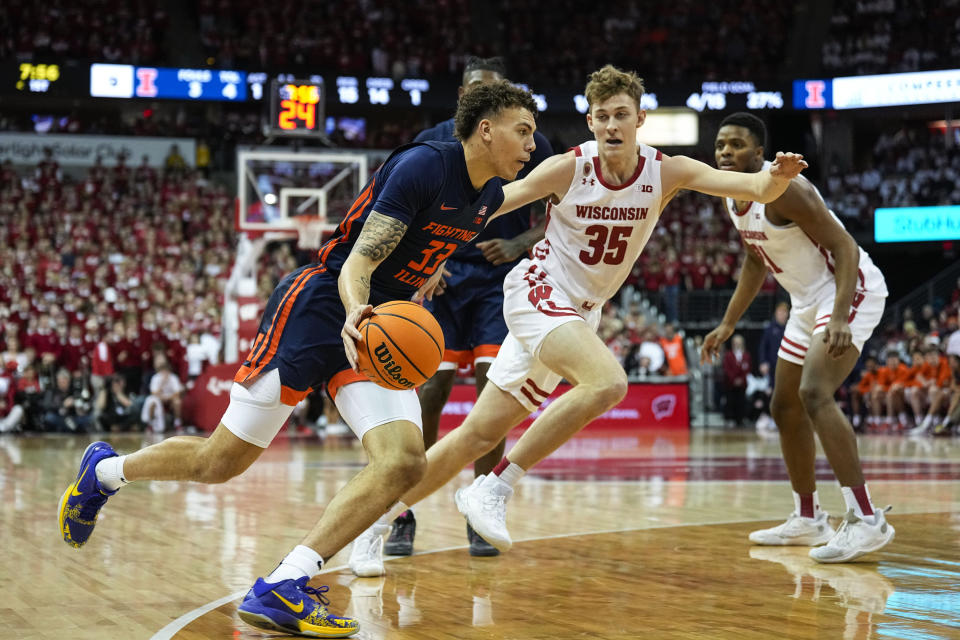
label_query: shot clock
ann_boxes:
[269,78,325,136]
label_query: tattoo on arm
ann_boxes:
[352,212,408,263]
[356,275,370,297]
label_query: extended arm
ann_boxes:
[339,212,409,369]
[663,152,807,203]
[700,249,768,363]
[487,152,576,222]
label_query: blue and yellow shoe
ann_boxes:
[57,441,118,548]
[237,576,359,638]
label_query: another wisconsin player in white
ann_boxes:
[702,112,893,563]
[345,66,808,563]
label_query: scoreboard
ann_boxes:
[268,78,324,136]
[5,61,87,97]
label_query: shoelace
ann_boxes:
[360,531,383,557]
[481,494,507,523]
[301,584,331,607]
[828,510,862,547]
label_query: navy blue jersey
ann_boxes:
[317,141,504,300]
[414,118,553,264]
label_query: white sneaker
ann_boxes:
[348,523,390,577]
[809,507,895,563]
[749,511,836,546]
[455,474,513,552]
[908,422,929,437]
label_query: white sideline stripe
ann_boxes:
[150,508,951,639]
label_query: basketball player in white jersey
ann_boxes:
[701,112,894,563]
[345,66,808,564]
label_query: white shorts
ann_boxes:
[221,369,296,448]
[778,292,886,366]
[333,381,422,441]
[222,370,422,447]
[487,262,601,413]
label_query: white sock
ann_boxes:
[95,455,129,491]
[494,462,525,488]
[266,545,323,583]
[841,485,876,525]
[379,501,408,526]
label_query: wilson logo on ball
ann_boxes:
[373,342,414,388]
[356,301,445,390]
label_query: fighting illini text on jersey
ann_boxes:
[724,161,888,304]
[317,141,504,301]
[532,140,664,307]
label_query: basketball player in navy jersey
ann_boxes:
[345,65,808,573]
[378,57,554,560]
[58,82,538,638]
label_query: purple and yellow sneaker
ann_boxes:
[57,441,118,548]
[237,576,359,637]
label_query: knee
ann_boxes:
[379,449,427,491]
[591,374,628,410]
[798,383,832,416]
[769,395,795,424]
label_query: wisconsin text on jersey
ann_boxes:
[575,205,650,221]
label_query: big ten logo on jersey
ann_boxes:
[637,184,653,193]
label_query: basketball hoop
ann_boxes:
[292,214,326,251]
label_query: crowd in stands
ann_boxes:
[821,0,960,76]
[848,296,960,436]
[0,150,234,433]
[195,0,484,79]
[191,0,792,87]
[0,0,168,64]
[823,126,960,232]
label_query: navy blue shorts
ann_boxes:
[235,264,391,404]
[424,259,512,366]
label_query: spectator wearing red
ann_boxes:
[60,325,88,374]
[684,248,711,291]
[722,334,752,427]
[24,313,61,362]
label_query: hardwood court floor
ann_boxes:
[1,429,958,639]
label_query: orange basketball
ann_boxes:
[356,301,445,390]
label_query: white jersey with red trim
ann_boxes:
[724,164,887,304]
[530,140,664,308]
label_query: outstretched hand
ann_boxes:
[769,151,808,181]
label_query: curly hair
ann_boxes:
[453,81,538,141]
[584,65,645,111]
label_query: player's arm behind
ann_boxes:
[339,212,409,369]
